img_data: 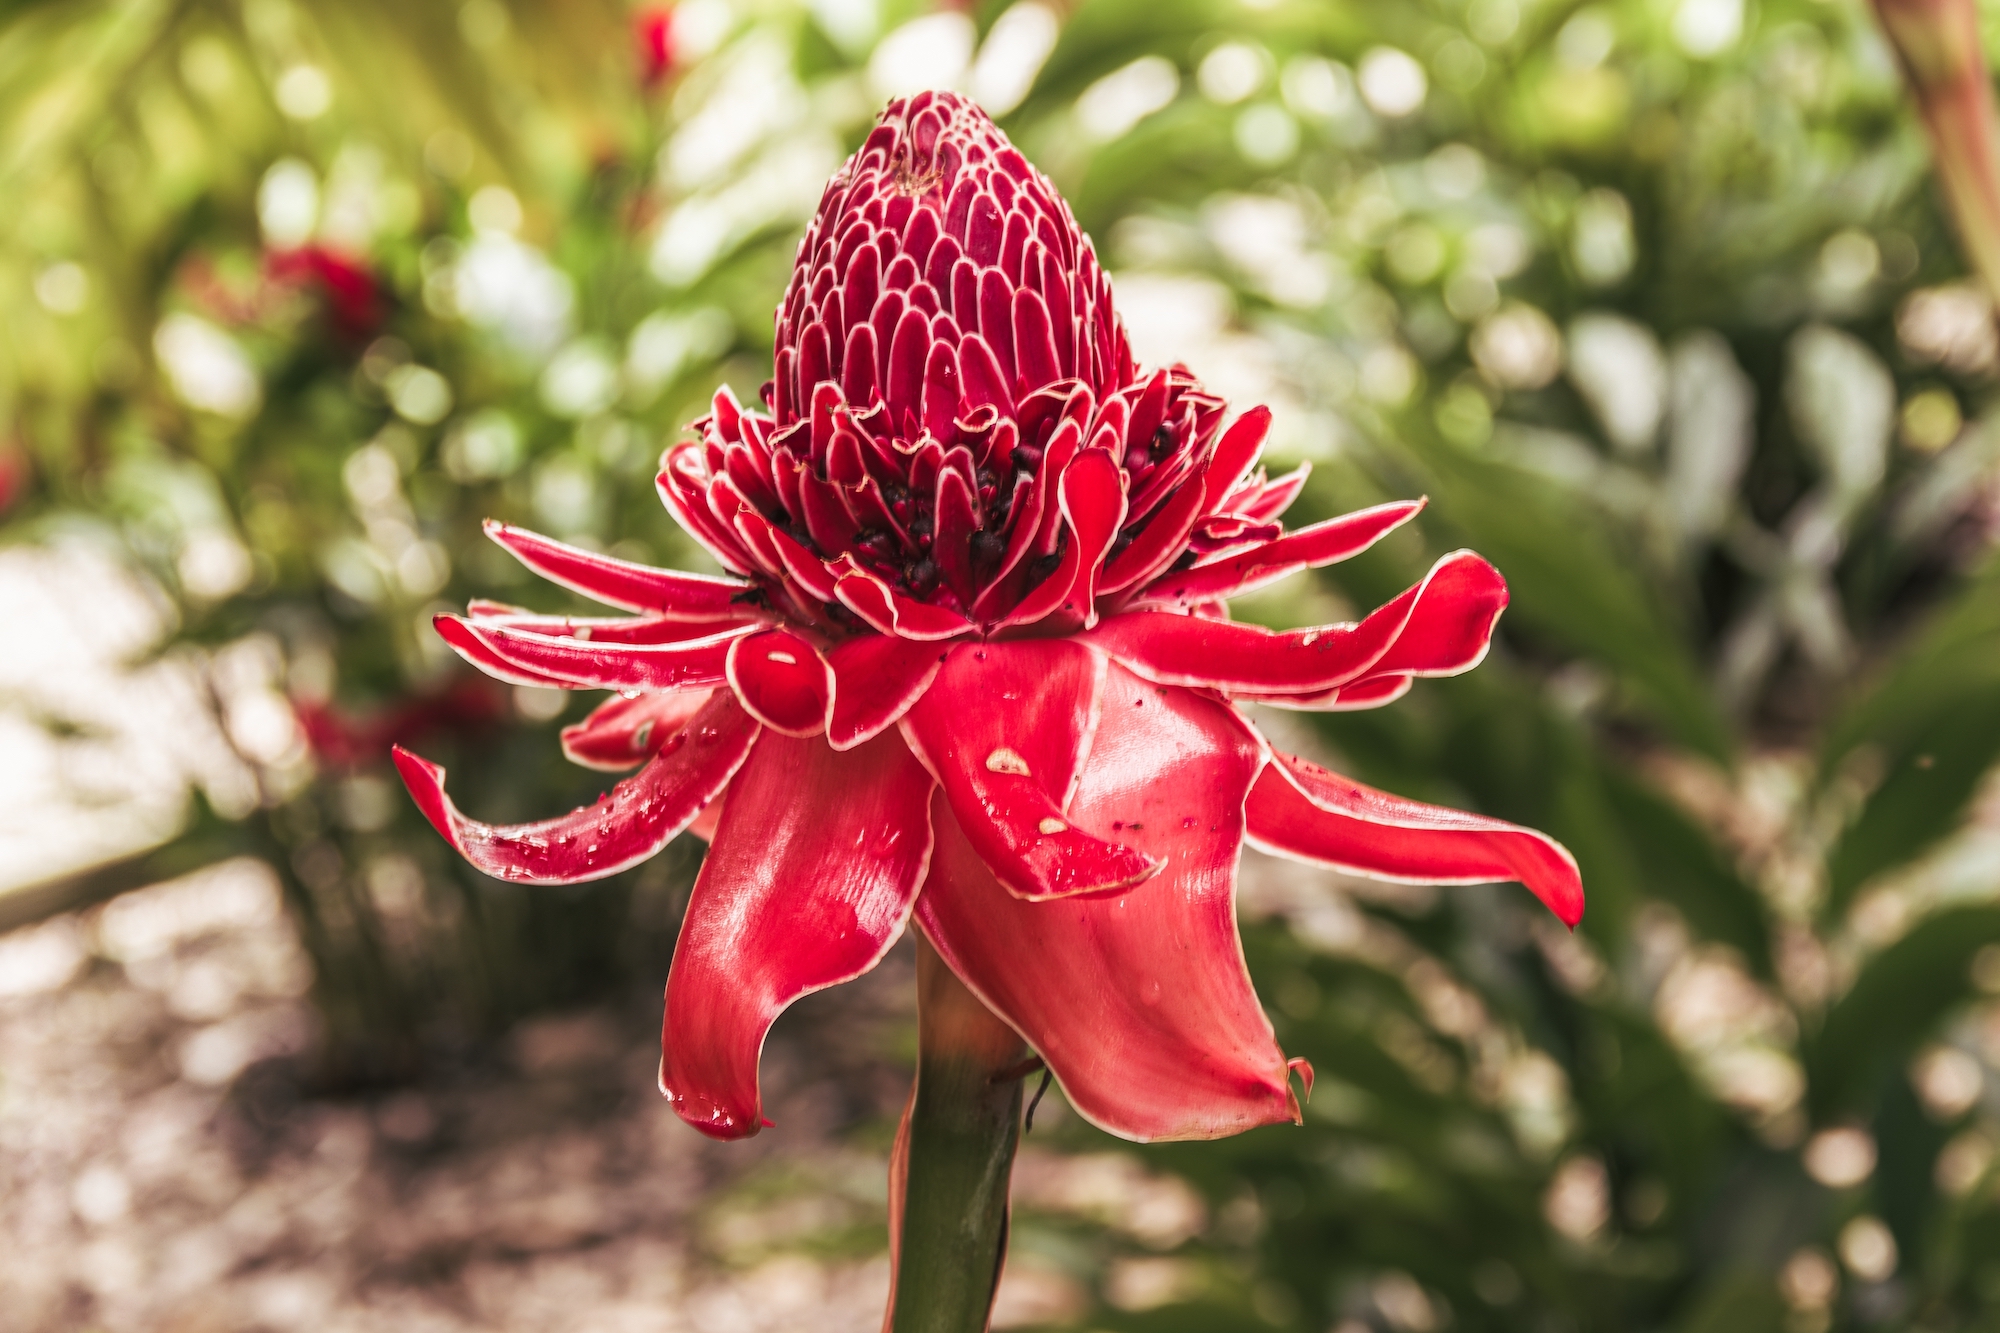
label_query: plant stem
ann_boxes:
[885,933,1031,1333]
[1872,0,2000,301]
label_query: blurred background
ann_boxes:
[6,0,2000,1327]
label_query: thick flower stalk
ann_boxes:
[396,90,1582,1321]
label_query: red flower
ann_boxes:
[263,244,385,343]
[634,6,677,87]
[296,679,506,769]
[395,93,1582,1143]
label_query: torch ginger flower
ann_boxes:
[395,92,1583,1145]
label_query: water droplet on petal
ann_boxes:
[985,747,1032,776]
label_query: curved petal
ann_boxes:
[656,453,758,575]
[831,560,979,641]
[1233,463,1310,524]
[915,667,1294,1141]
[659,728,935,1138]
[997,447,1125,630]
[433,614,572,688]
[1237,674,1415,712]
[1200,405,1271,507]
[483,520,753,619]
[1097,460,1208,597]
[1245,749,1584,927]
[1138,499,1425,608]
[465,606,751,645]
[394,691,759,884]
[826,633,947,750]
[448,617,749,692]
[900,641,1159,900]
[1082,551,1506,696]
[725,628,831,737]
[560,689,714,770]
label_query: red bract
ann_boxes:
[395,92,1583,1144]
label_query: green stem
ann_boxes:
[886,933,1031,1333]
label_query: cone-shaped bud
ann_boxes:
[663,92,1245,631]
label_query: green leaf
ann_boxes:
[1387,426,1733,761]
[1806,905,2000,1119]
[1673,1270,1787,1333]
[1826,688,2000,914]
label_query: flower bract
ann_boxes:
[396,91,1583,1144]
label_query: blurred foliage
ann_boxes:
[9,0,2000,1328]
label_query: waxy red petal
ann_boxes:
[1234,463,1311,524]
[465,606,749,645]
[394,691,758,884]
[447,617,750,692]
[831,561,977,641]
[1139,499,1426,608]
[1082,551,1507,697]
[997,447,1125,630]
[483,520,752,619]
[1097,462,1209,597]
[659,728,935,1138]
[724,624,832,732]
[1236,673,1416,712]
[1246,750,1584,928]
[915,667,1293,1141]
[1202,406,1271,507]
[434,614,571,688]
[725,628,832,736]
[900,640,1159,900]
[826,634,947,750]
[560,689,714,770]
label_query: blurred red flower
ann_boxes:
[263,245,385,343]
[634,6,677,87]
[299,679,505,769]
[397,93,1583,1144]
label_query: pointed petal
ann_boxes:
[1201,406,1270,508]
[560,689,714,770]
[1246,750,1584,927]
[394,691,758,884]
[997,447,1126,630]
[434,614,573,687]
[660,728,935,1138]
[900,641,1159,900]
[483,521,751,619]
[465,606,749,645]
[1235,463,1311,524]
[915,667,1292,1141]
[657,457,758,575]
[1097,462,1208,597]
[826,634,947,750]
[724,628,831,737]
[1082,551,1507,696]
[1236,673,1415,712]
[1140,499,1426,608]
[449,617,748,692]
[832,561,978,641]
